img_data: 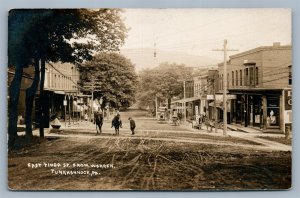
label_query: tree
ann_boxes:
[137,62,192,110]
[80,52,138,109]
[8,9,127,147]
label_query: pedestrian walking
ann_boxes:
[111,114,122,135]
[95,112,103,135]
[128,117,136,135]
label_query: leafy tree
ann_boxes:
[80,52,138,109]
[137,62,192,111]
[8,9,127,148]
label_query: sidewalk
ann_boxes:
[178,121,291,151]
[17,119,291,152]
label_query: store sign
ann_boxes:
[63,100,67,106]
[285,90,292,110]
[284,110,292,124]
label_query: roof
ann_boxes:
[230,44,291,59]
[218,44,292,65]
[171,96,202,104]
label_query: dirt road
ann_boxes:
[8,110,291,190]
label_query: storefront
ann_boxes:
[230,89,283,132]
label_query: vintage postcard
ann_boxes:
[7,8,292,190]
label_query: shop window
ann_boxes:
[54,74,56,88]
[266,96,280,127]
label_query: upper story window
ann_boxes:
[232,71,234,87]
[227,73,229,88]
[244,68,249,86]
[249,67,254,86]
[256,67,258,85]
[288,65,292,85]
[240,70,242,86]
[236,71,238,86]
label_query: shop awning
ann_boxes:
[171,96,201,104]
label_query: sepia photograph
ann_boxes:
[7,8,292,190]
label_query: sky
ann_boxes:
[120,8,291,62]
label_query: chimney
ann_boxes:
[273,42,281,47]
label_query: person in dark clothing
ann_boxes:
[128,117,136,135]
[111,114,122,135]
[178,112,182,123]
[95,112,103,135]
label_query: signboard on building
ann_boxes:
[63,100,67,106]
[284,110,292,124]
[284,89,292,124]
[284,89,292,110]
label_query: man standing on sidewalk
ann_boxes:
[95,112,103,135]
[111,114,122,135]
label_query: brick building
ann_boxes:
[217,42,292,133]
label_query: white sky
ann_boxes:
[120,8,291,61]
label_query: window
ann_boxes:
[232,71,234,87]
[249,67,254,86]
[240,70,242,86]
[227,73,229,88]
[54,74,57,88]
[244,68,248,86]
[236,71,238,86]
[256,67,259,85]
[288,65,292,85]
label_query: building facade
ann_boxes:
[217,42,292,133]
[43,62,81,123]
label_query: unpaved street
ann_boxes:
[8,110,291,190]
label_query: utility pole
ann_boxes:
[212,77,217,133]
[91,78,94,122]
[213,39,238,136]
[155,96,158,119]
[72,95,75,124]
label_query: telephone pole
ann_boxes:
[211,76,217,133]
[213,39,238,136]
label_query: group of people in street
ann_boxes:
[94,112,136,136]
